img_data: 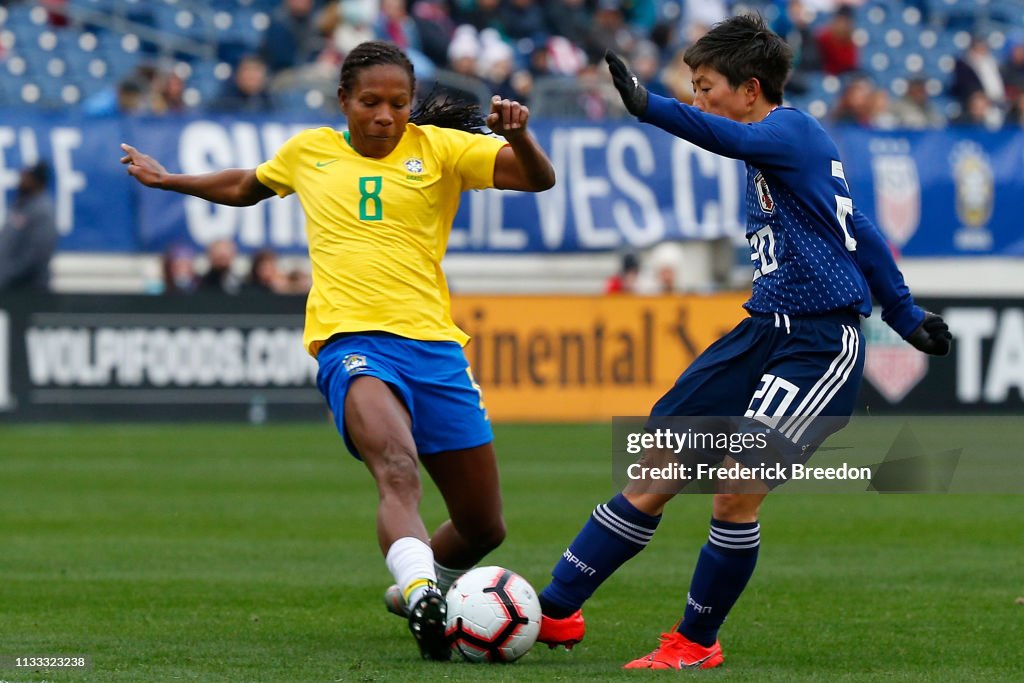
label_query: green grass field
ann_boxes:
[1,422,1022,682]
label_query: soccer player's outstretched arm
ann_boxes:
[486,96,556,192]
[606,51,797,169]
[120,143,276,207]
[640,94,800,169]
[852,208,951,355]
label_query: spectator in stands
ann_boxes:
[543,0,589,46]
[815,5,859,76]
[376,0,417,49]
[1000,37,1024,100]
[243,248,286,294]
[773,0,822,94]
[409,1,456,68]
[261,0,322,75]
[1005,91,1024,128]
[442,25,489,106]
[583,0,639,65]
[659,47,695,104]
[577,63,618,120]
[535,36,586,78]
[867,87,897,130]
[283,266,312,294]
[951,36,1006,108]
[681,0,728,45]
[500,0,548,46]
[82,76,148,117]
[42,0,68,27]
[528,43,554,79]
[639,242,684,295]
[455,0,504,34]
[160,244,198,294]
[631,40,671,99]
[890,76,945,129]
[952,89,1003,131]
[477,30,519,101]
[320,0,376,61]
[448,24,481,75]
[626,0,659,36]
[0,161,58,292]
[604,253,640,294]
[832,73,876,126]
[197,239,242,294]
[152,71,189,115]
[211,55,274,113]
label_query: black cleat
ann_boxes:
[408,589,450,661]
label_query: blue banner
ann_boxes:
[1,109,1022,256]
[835,127,1024,257]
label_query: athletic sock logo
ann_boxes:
[562,548,597,576]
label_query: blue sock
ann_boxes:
[540,493,661,617]
[677,518,760,647]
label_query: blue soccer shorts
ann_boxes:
[316,332,493,459]
[648,310,865,478]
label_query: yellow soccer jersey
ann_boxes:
[256,123,507,356]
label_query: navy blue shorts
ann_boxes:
[316,333,493,459]
[649,311,865,473]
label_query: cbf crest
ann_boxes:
[754,172,775,214]
[871,139,920,248]
[862,316,927,403]
[342,353,368,375]
[949,141,994,251]
[404,158,424,174]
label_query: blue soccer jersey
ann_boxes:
[643,95,923,338]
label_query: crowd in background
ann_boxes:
[5,0,1024,295]
[6,0,1024,130]
[157,240,312,296]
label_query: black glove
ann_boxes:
[907,311,952,356]
[605,50,648,118]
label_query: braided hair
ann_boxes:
[340,41,486,134]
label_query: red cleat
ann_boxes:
[623,631,723,670]
[536,609,586,650]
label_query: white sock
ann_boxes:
[385,537,437,608]
[434,561,468,594]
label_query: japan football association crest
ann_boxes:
[754,172,774,214]
[862,316,927,403]
[871,141,920,247]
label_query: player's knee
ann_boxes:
[373,450,422,499]
[462,516,506,553]
[712,493,762,523]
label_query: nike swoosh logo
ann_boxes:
[681,654,713,669]
[315,159,340,168]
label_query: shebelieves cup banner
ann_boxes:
[5,111,1024,256]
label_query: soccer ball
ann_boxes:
[444,565,542,663]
